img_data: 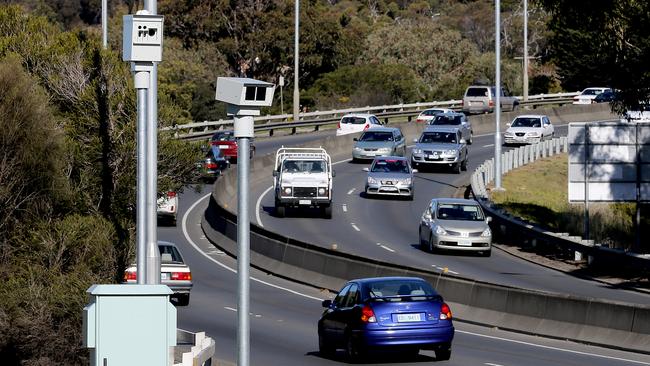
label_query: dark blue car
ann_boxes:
[318,277,454,361]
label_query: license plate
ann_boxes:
[383,187,398,192]
[299,199,311,205]
[161,273,170,280]
[459,240,472,246]
[428,154,438,159]
[397,313,422,322]
[218,144,230,149]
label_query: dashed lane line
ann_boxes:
[342,204,348,212]
[347,188,356,195]
[351,223,361,232]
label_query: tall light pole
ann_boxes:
[101,0,107,49]
[494,0,503,190]
[293,0,300,122]
[523,0,529,102]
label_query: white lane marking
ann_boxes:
[448,270,459,275]
[351,223,360,232]
[342,204,348,212]
[380,245,395,253]
[347,188,356,195]
[458,330,650,365]
[256,185,274,227]
[224,306,237,312]
[483,144,495,148]
[182,193,323,301]
[255,157,352,228]
[485,363,504,366]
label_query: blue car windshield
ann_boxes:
[371,159,409,173]
[360,132,393,142]
[366,280,438,302]
[437,204,485,221]
[419,132,457,144]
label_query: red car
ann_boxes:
[210,131,256,162]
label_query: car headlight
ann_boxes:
[443,150,457,156]
[353,146,362,151]
[504,131,513,137]
[413,148,423,154]
[282,187,292,196]
[367,177,377,184]
[481,227,492,237]
[528,131,540,137]
[402,178,412,185]
[435,226,448,235]
[318,187,326,195]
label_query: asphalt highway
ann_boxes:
[246,125,650,305]
[161,188,650,365]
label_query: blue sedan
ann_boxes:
[318,277,454,361]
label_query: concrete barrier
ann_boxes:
[202,103,650,353]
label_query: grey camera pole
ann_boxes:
[494,0,503,190]
[101,0,107,49]
[144,0,160,285]
[134,67,149,284]
[523,0,528,102]
[235,115,253,366]
[293,0,300,123]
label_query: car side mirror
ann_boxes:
[424,212,432,220]
[272,170,278,177]
[353,138,358,141]
[331,170,336,177]
[362,167,369,172]
[413,138,418,143]
[322,299,332,308]
[459,139,466,144]
[412,169,418,173]
[506,123,511,127]
[486,216,492,223]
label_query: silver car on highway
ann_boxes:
[418,198,492,256]
[411,126,468,173]
[363,156,416,200]
[352,127,406,162]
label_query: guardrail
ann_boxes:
[165,92,580,140]
[470,136,650,267]
[174,330,215,366]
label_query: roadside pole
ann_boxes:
[494,0,503,190]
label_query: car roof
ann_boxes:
[361,126,398,133]
[430,197,480,206]
[513,114,546,119]
[434,111,465,117]
[342,113,374,118]
[350,276,428,285]
[422,126,461,133]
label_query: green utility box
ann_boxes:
[83,284,176,366]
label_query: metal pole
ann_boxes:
[102,0,108,49]
[635,122,641,252]
[523,0,528,102]
[134,70,149,284]
[281,84,284,115]
[584,125,590,240]
[494,0,503,190]
[292,0,300,122]
[144,0,160,284]
[235,116,253,366]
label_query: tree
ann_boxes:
[538,0,650,111]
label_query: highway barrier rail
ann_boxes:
[166,92,580,140]
[174,330,215,366]
[201,103,650,353]
[470,134,650,269]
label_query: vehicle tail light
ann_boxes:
[416,118,424,123]
[460,100,464,106]
[439,303,452,320]
[489,100,494,107]
[171,272,192,281]
[363,124,370,130]
[337,121,341,129]
[167,191,177,198]
[205,162,218,169]
[361,304,376,323]
[124,270,137,281]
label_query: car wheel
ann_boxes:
[275,204,285,218]
[452,163,461,174]
[318,333,335,357]
[352,157,359,163]
[428,235,435,253]
[435,345,451,361]
[468,132,473,145]
[323,206,332,219]
[461,158,468,171]
[481,248,492,257]
[345,333,365,363]
[407,193,414,201]
[176,293,190,307]
[419,228,425,249]
[403,347,419,360]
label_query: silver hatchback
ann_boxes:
[418,198,492,256]
[363,156,416,200]
[352,127,406,162]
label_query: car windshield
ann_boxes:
[421,109,445,116]
[366,279,438,302]
[341,117,366,125]
[282,159,326,173]
[511,118,541,128]
[466,87,488,97]
[430,115,462,126]
[419,132,457,144]
[211,132,235,142]
[582,89,602,96]
[359,131,393,142]
[158,245,184,263]
[371,159,409,173]
[437,203,485,221]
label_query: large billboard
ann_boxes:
[568,121,650,202]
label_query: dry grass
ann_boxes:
[490,154,648,251]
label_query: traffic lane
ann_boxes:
[254,130,336,158]
[164,191,650,366]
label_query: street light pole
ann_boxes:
[523,0,529,102]
[494,0,503,190]
[293,0,300,122]
[101,0,107,49]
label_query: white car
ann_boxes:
[336,113,384,136]
[504,115,554,145]
[415,108,454,124]
[157,191,178,225]
[572,87,612,104]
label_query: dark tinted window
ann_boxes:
[341,117,367,125]
[437,203,485,221]
[422,109,445,116]
[359,131,393,141]
[466,87,489,97]
[343,284,360,307]
[211,132,235,142]
[334,284,351,306]
[158,245,184,263]
[371,159,409,173]
[366,279,437,302]
[511,117,542,128]
[431,115,462,126]
[419,132,457,144]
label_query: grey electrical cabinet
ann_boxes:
[83,284,176,366]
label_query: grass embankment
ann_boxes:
[490,154,648,251]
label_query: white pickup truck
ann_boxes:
[273,147,334,218]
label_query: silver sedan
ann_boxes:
[363,156,416,200]
[418,198,492,256]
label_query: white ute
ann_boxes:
[273,147,335,218]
